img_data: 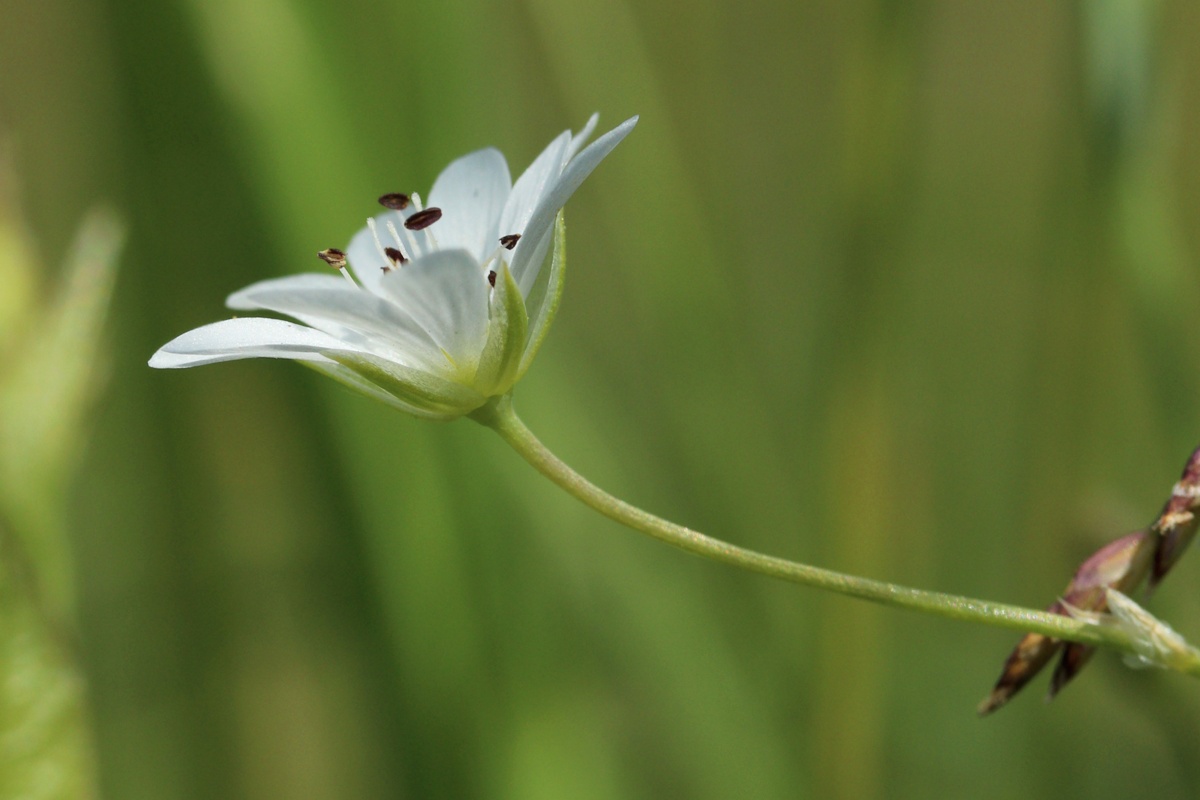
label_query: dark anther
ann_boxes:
[487,271,497,287]
[499,233,521,250]
[404,207,443,230]
[317,248,348,269]
[384,246,407,265]
[378,193,410,210]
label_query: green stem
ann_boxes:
[471,394,1200,670]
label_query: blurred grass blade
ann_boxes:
[0,538,98,800]
[0,208,123,610]
[0,186,120,798]
[0,154,37,357]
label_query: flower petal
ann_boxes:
[226,272,345,296]
[511,116,638,295]
[376,248,490,371]
[428,148,512,263]
[148,317,351,368]
[564,113,600,162]
[227,274,447,372]
[499,130,570,252]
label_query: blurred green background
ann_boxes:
[3,0,1200,797]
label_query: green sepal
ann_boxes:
[473,261,529,397]
[325,350,485,418]
[302,361,459,420]
[517,213,566,379]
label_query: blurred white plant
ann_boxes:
[150,115,637,418]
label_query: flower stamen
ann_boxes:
[384,246,407,269]
[385,218,421,262]
[480,244,505,274]
[404,207,443,231]
[317,248,358,287]
[403,192,441,249]
[404,205,442,251]
[366,218,392,272]
[480,235,521,280]
[378,193,410,210]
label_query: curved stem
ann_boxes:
[471,395,1196,665]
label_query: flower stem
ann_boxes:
[471,394,1200,671]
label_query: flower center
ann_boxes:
[320,193,524,285]
[365,191,442,273]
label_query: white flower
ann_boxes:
[150,115,637,418]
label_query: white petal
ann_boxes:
[498,130,570,250]
[511,116,638,295]
[376,249,490,369]
[427,148,512,263]
[564,113,600,162]
[148,317,351,368]
[226,272,346,299]
[227,274,447,372]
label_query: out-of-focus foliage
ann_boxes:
[3,0,1200,798]
[0,161,120,798]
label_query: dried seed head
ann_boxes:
[499,233,521,250]
[378,193,410,210]
[404,207,442,230]
[1152,444,1200,587]
[978,529,1156,715]
[977,625,1065,716]
[317,248,348,269]
[1048,642,1095,700]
